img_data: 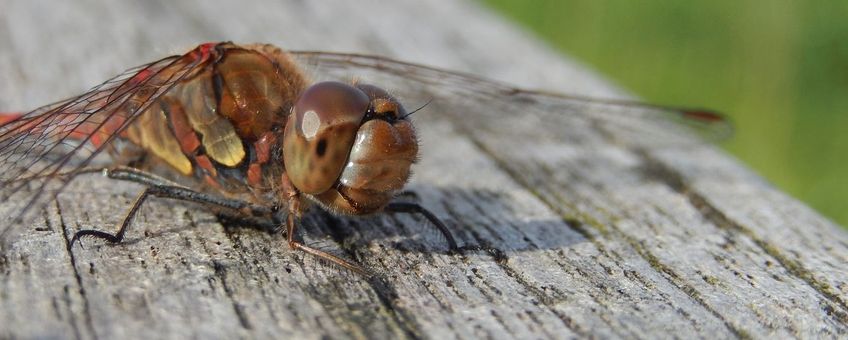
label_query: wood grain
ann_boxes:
[1,0,846,339]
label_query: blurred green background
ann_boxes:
[483,0,848,226]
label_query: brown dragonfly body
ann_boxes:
[0,42,431,275]
[90,42,415,215]
[0,42,730,275]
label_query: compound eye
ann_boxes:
[283,81,369,194]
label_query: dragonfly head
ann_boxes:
[283,81,418,215]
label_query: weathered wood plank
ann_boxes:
[450,106,848,338]
[1,0,846,339]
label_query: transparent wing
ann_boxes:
[290,51,732,149]
[0,48,213,243]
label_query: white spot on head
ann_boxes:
[301,110,319,139]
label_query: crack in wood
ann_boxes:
[190,212,275,331]
[56,201,98,340]
[483,255,587,338]
[320,213,422,339]
[61,284,83,340]
[439,189,587,336]
[211,260,253,330]
[637,150,848,326]
[622,233,751,339]
[199,212,289,328]
[451,125,751,337]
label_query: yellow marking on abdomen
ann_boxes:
[125,102,194,175]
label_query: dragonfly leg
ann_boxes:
[103,166,185,188]
[383,202,459,252]
[103,167,273,215]
[70,188,151,247]
[70,182,272,248]
[285,212,370,277]
[383,202,506,260]
[277,171,369,276]
[393,190,420,200]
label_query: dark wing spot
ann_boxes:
[316,138,327,157]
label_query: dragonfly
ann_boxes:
[0,42,731,275]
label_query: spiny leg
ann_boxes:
[70,169,273,247]
[286,213,370,277]
[97,167,272,216]
[70,188,151,246]
[9,165,173,187]
[384,202,505,259]
[104,166,194,189]
[277,174,369,276]
[384,202,458,251]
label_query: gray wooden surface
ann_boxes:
[1,0,847,339]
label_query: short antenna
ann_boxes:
[401,98,433,119]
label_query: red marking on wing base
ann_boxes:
[129,69,153,85]
[194,42,219,60]
[86,114,130,148]
[0,112,22,125]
